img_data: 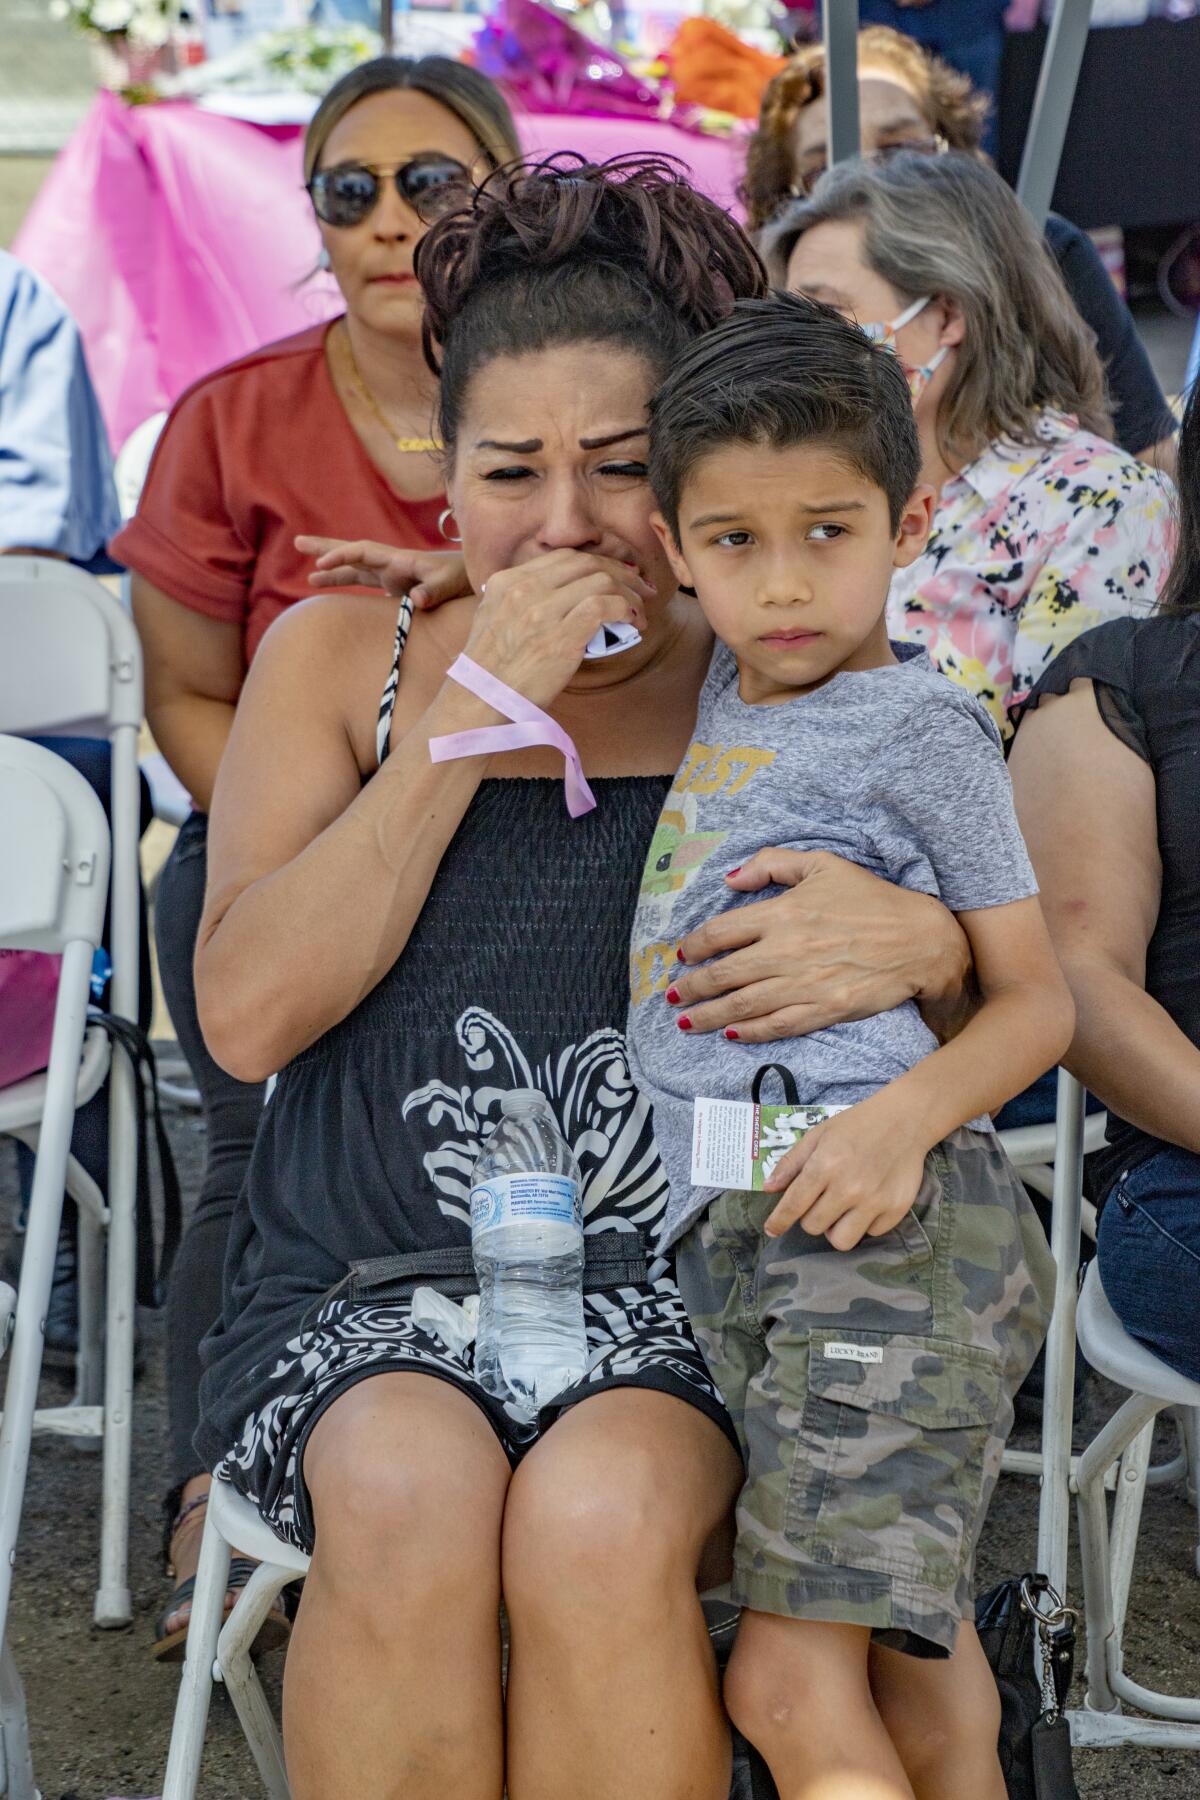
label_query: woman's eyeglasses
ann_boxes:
[792,133,948,199]
[308,154,471,229]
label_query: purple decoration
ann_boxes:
[473,0,700,124]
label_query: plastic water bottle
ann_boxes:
[471,1090,587,1420]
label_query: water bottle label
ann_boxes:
[470,1174,582,1235]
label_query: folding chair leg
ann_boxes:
[0,941,93,1649]
[1076,1390,1161,1714]
[74,1206,104,1413]
[94,724,141,1629]
[162,1509,231,1800]
[1110,1417,1153,1640]
[0,1638,38,1800]
[1036,1070,1085,1598]
[218,1564,292,1800]
[1182,1408,1200,1576]
[93,1049,137,1629]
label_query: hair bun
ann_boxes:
[416,152,766,370]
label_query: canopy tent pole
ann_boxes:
[1016,0,1096,231]
[823,0,862,169]
[381,0,394,53]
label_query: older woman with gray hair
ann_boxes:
[763,151,1175,737]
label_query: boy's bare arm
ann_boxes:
[762,897,1074,1248]
[872,896,1075,1145]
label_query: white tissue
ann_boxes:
[584,620,642,660]
[410,1287,480,1358]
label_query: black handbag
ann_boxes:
[87,1008,181,1307]
[976,1574,1081,1800]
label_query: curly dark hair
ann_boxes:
[414,153,768,454]
[741,26,989,233]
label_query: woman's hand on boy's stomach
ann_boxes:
[670,849,968,1041]
[761,1092,929,1252]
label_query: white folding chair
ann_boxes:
[114,415,201,1118]
[113,411,168,527]
[0,735,111,1800]
[0,557,143,1628]
[1070,1263,1200,1752]
[998,1076,1193,1601]
[114,412,194,834]
[164,1479,305,1800]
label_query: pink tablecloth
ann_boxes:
[13,92,743,453]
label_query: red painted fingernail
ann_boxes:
[726,865,742,877]
[677,1015,693,1031]
[666,987,680,1004]
[676,946,686,963]
[725,1028,739,1041]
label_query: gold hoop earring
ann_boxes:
[438,508,463,544]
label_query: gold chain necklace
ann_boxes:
[342,327,443,455]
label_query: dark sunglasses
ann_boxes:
[308,153,471,228]
[793,133,948,199]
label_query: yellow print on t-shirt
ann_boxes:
[630,744,776,1007]
[630,938,681,1008]
[674,741,776,799]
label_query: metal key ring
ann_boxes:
[1019,1576,1078,1628]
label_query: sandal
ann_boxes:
[153,1494,292,1664]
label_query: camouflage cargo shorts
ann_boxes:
[675,1126,1056,1657]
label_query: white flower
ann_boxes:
[90,0,134,28]
[48,0,71,20]
[128,7,170,44]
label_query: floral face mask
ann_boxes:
[859,294,949,404]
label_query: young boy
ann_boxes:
[626,293,1069,1800]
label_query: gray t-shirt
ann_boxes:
[627,641,1038,1251]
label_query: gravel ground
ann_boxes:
[3,1114,1200,1799]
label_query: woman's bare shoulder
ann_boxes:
[261,591,476,662]
[248,591,479,765]
[256,592,401,664]
[239,595,404,771]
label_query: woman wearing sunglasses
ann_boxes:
[766,150,1175,743]
[109,54,521,1662]
[742,26,1178,476]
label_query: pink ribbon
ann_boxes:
[429,655,597,819]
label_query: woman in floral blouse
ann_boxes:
[764,151,1175,736]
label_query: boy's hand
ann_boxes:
[762,1097,930,1251]
[297,537,471,608]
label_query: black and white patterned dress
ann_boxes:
[196,605,732,1552]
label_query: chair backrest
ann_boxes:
[0,557,143,740]
[0,735,109,954]
[114,411,168,522]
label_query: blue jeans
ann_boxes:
[1097,1146,1200,1385]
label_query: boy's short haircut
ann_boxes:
[649,292,921,539]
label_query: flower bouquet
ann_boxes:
[48,0,187,89]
